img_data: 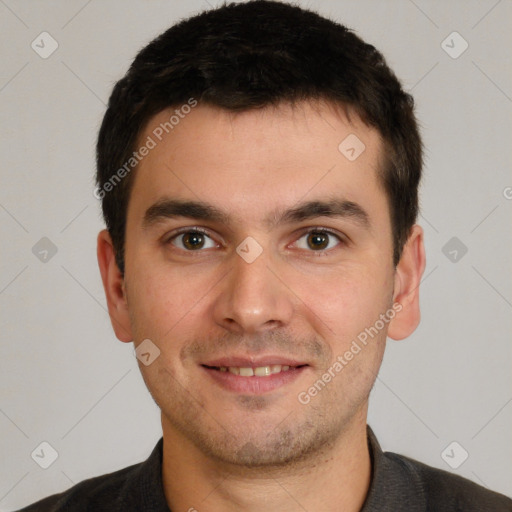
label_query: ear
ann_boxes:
[97,229,133,342]
[387,224,426,341]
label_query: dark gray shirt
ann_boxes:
[16,425,512,511]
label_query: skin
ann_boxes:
[98,100,425,512]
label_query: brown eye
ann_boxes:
[182,232,205,250]
[169,230,216,251]
[307,231,329,250]
[295,229,342,252]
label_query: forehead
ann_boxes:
[128,100,388,230]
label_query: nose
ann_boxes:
[212,243,294,335]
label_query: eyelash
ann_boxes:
[163,226,346,255]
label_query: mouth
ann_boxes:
[200,359,310,394]
[202,363,307,376]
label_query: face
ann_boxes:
[99,100,424,468]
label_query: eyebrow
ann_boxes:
[142,197,371,231]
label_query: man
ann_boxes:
[17,1,512,510]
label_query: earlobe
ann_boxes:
[387,224,426,341]
[97,229,133,342]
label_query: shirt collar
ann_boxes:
[361,425,426,511]
[125,425,426,511]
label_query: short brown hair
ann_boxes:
[96,0,422,274]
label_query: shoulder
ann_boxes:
[14,462,141,512]
[385,451,512,511]
[15,437,167,512]
[365,425,512,511]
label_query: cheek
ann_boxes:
[126,261,206,341]
[294,262,392,336]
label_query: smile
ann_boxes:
[201,363,309,394]
[203,364,301,377]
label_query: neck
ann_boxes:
[161,409,372,512]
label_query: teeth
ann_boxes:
[254,366,271,377]
[219,365,293,377]
[239,367,254,377]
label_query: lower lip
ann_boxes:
[202,366,308,394]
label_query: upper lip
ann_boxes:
[202,356,308,367]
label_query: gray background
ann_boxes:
[0,0,511,509]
